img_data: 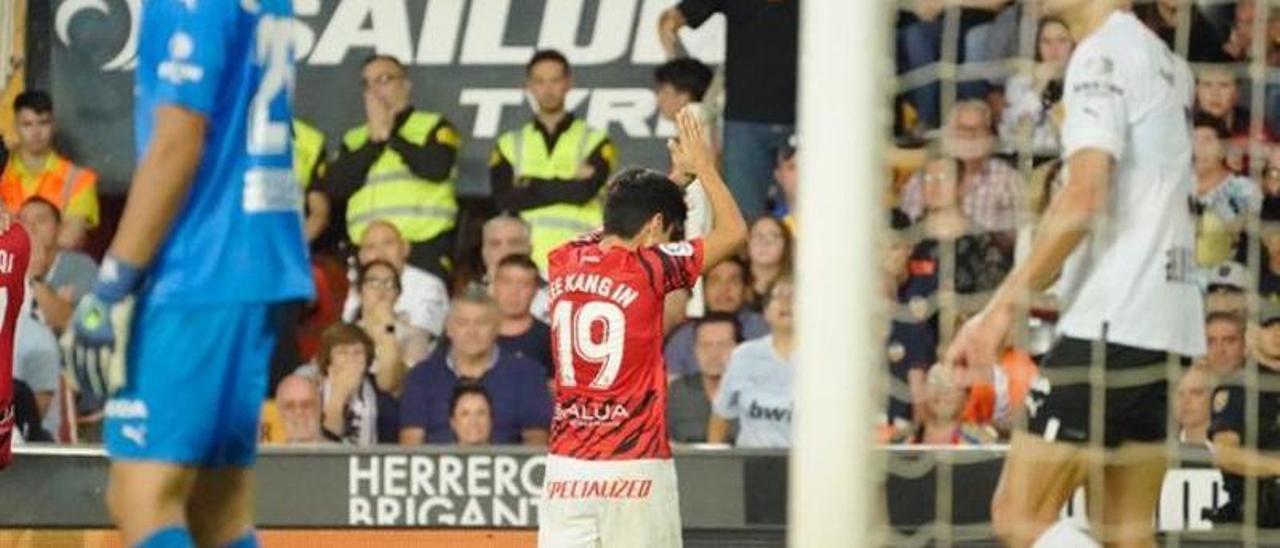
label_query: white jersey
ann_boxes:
[1054,11,1204,357]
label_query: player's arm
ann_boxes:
[671,107,746,273]
[992,150,1111,307]
[107,106,207,267]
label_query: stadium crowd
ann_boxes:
[5,0,1280,458]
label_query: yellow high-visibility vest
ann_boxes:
[495,119,610,270]
[292,119,326,190]
[344,111,459,244]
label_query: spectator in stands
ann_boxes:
[491,255,552,376]
[909,158,1014,299]
[1206,311,1248,379]
[668,313,741,443]
[1204,301,1280,527]
[654,57,717,149]
[292,118,334,251]
[17,197,95,333]
[349,260,429,392]
[771,139,799,234]
[1204,261,1249,316]
[316,324,400,446]
[884,209,935,434]
[449,383,494,447]
[477,214,549,320]
[998,17,1072,156]
[1193,67,1272,164]
[399,288,551,445]
[653,62,717,324]
[1258,224,1280,302]
[1176,364,1215,446]
[1221,0,1263,62]
[745,216,793,311]
[1263,146,1280,201]
[1193,114,1260,267]
[322,55,460,277]
[1134,0,1228,62]
[491,50,616,273]
[911,363,996,445]
[659,0,797,219]
[665,258,769,379]
[12,380,52,443]
[16,312,59,428]
[894,1,1012,132]
[344,220,448,342]
[275,375,325,444]
[0,91,99,249]
[900,101,1025,236]
[709,278,795,448]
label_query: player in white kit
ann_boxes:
[946,0,1201,546]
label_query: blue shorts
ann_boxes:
[105,300,277,468]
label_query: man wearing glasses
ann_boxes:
[322,55,462,279]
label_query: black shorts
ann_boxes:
[1025,337,1178,448]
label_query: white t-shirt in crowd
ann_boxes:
[1054,11,1204,357]
[343,264,449,336]
[713,336,793,448]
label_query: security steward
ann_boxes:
[1207,302,1280,527]
[321,55,460,278]
[490,49,616,272]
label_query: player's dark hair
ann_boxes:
[526,49,571,76]
[449,382,493,418]
[654,57,713,101]
[602,167,688,240]
[317,323,376,374]
[695,311,744,343]
[362,54,408,74]
[18,196,61,225]
[358,259,402,294]
[1192,111,1231,140]
[496,253,539,276]
[14,90,53,115]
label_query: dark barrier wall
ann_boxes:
[0,445,1239,545]
[48,0,729,195]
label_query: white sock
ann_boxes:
[1032,519,1099,548]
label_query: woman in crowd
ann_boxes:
[998,16,1073,156]
[744,216,794,311]
[911,363,996,446]
[708,277,795,448]
[315,323,400,446]
[350,260,432,395]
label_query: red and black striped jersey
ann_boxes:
[546,235,703,460]
[0,225,31,469]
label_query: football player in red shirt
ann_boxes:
[538,109,746,547]
[0,213,31,470]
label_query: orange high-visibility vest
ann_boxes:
[0,155,98,216]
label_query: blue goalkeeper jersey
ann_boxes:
[134,0,312,306]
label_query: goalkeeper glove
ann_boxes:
[65,255,143,414]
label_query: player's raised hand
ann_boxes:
[673,107,716,179]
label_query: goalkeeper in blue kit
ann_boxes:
[68,1,312,546]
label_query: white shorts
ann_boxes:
[538,455,682,548]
